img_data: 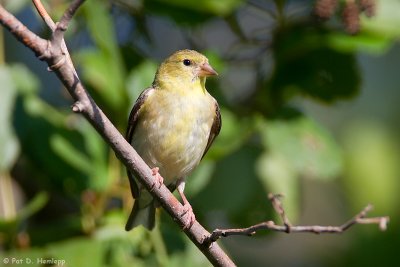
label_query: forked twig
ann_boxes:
[204,194,389,247]
[32,0,78,74]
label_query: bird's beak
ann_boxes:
[198,62,218,77]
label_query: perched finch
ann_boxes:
[125,49,221,230]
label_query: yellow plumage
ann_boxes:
[125,50,221,230]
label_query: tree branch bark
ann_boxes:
[0,2,235,266]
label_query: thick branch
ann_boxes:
[0,5,49,58]
[0,3,235,267]
[204,194,389,246]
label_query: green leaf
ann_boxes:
[23,95,66,127]
[50,134,92,174]
[361,0,400,38]
[0,192,49,227]
[4,237,104,267]
[0,66,20,171]
[78,121,110,192]
[47,238,103,267]
[145,0,243,25]
[255,116,343,221]
[16,192,48,222]
[207,108,252,159]
[327,32,392,54]
[14,98,90,193]
[78,1,128,112]
[169,238,212,267]
[82,1,120,55]
[259,116,343,181]
[0,192,48,232]
[152,0,243,15]
[256,152,299,220]
[50,122,110,192]
[271,25,361,103]
[10,64,39,94]
[185,160,215,196]
[126,60,158,105]
[77,49,127,111]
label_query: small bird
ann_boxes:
[125,49,221,230]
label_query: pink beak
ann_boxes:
[198,62,218,77]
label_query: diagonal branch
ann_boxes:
[204,194,390,246]
[0,5,49,58]
[32,0,77,75]
[0,2,235,267]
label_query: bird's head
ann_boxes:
[153,49,218,92]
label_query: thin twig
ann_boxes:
[53,0,85,44]
[204,197,389,246]
[268,193,292,232]
[340,203,373,231]
[32,0,56,30]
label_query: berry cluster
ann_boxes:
[314,0,376,34]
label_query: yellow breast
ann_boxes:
[132,89,215,185]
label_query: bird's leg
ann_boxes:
[149,167,163,191]
[176,178,195,229]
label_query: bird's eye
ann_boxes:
[183,59,191,66]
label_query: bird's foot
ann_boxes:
[149,167,163,191]
[181,202,196,230]
[176,179,195,229]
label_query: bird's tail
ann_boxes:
[125,197,156,231]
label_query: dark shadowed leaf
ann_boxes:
[270,25,361,103]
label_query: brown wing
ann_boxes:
[126,88,154,142]
[126,87,154,198]
[201,100,221,159]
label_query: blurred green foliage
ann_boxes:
[0,66,20,172]
[1,0,399,266]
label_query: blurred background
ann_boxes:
[0,0,399,266]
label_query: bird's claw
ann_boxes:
[149,167,163,191]
[181,203,195,230]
